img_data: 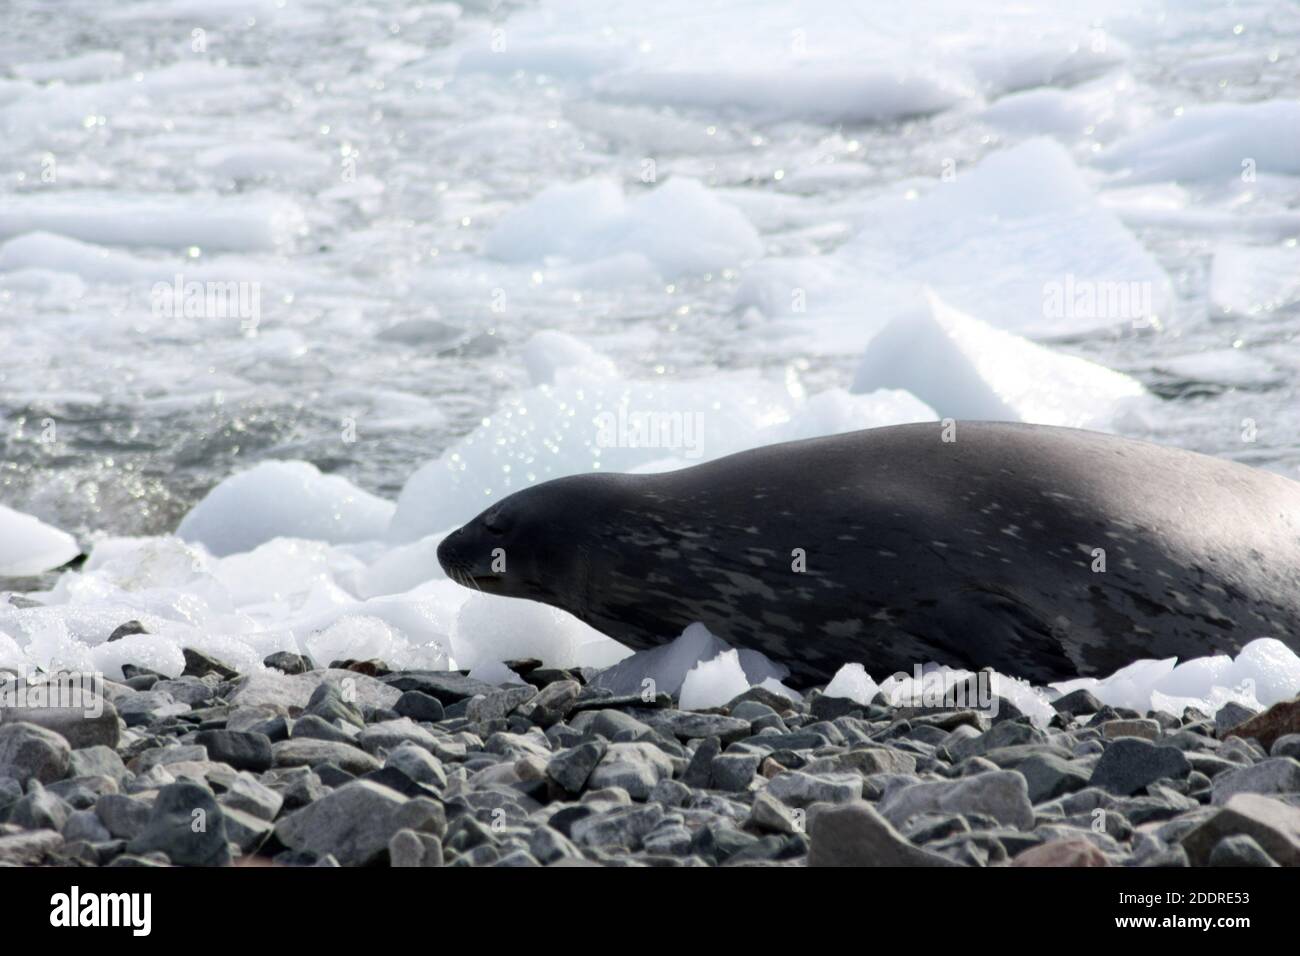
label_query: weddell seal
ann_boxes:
[436,421,1300,687]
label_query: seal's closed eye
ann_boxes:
[482,506,511,534]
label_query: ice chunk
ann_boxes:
[992,674,1058,728]
[1097,100,1300,183]
[591,622,785,697]
[981,73,1147,140]
[485,176,761,277]
[452,593,625,671]
[389,361,791,540]
[596,68,967,124]
[679,650,750,710]
[446,0,981,123]
[0,504,80,576]
[0,631,25,673]
[346,533,450,599]
[851,292,1149,429]
[196,141,330,181]
[467,659,527,685]
[485,178,624,263]
[91,632,186,681]
[211,538,334,607]
[177,461,395,557]
[0,232,161,283]
[13,50,125,83]
[0,193,305,252]
[522,330,617,386]
[1233,638,1300,707]
[1152,349,1279,389]
[305,616,400,669]
[739,139,1172,341]
[1053,658,1179,713]
[1209,243,1300,316]
[841,139,1172,335]
[823,663,879,705]
[770,388,936,441]
[1052,639,1300,717]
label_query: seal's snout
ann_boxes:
[437,525,482,588]
[435,529,461,578]
[437,519,504,591]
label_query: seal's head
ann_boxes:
[436,475,612,606]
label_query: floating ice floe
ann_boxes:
[522,330,618,386]
[980,72,1148,141]
[738,138,1173,345]
[0,192,304,252]
[1096,100,1300,183]
[0,505,80,577]
[841,138,1173,336]
[195,141,331,182]
[177,460,395,557]
[1209,243,1300,316]
[484,176,762,277]
[12,50,126,83]
[0,232,164,283]
[450,0,973,123]
[449,0,1132,124]
[851,292,1151,429]
[0,62,264,149]
[1151,349,1280,389]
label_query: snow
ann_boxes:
[177,461,396,557]
[851,292,1151,429]
[0,505,80,577]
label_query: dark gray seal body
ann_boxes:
[436,422,1300,687]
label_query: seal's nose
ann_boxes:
[435,528,463,576]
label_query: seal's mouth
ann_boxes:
[437,529,508,592]
[442,562,499,592]
[436,531,474,587]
